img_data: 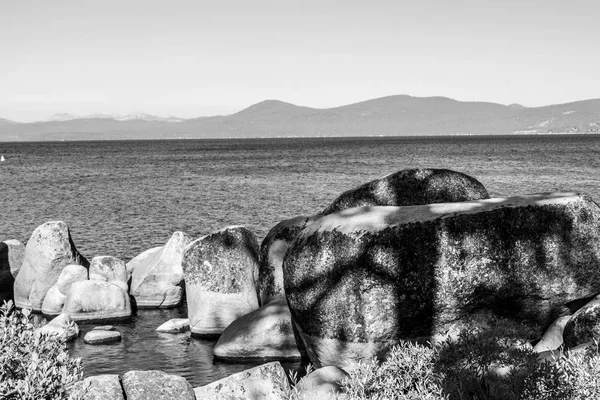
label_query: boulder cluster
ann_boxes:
[4,168,600,399]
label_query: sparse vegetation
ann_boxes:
[0,301,83,400]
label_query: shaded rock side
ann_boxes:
[284,192,600,367]
[182,226,260,337]
[130,232,191,308]
[68,374,124,400]
[213,297,302,361]
[320,168,489,216]
[13,221,89,311]
[563,295,600,349]
[41,264,88,316]
[258,216,312,305]
[193,361,289,400]
[1,239,25,278]
[0,241,19,304]
[63,280,131,322]
[121,370,195,400]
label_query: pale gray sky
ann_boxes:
[1,0,599,122]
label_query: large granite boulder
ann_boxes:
[258,216,312,305]
[320,168,489,216]
[121,370,195,400]
[68,374,124,400]
[182,226,260,337]
[63,280,131,322]
[213,297,301,361]
[563,295,600,349]
[284,192,600,367]
[258,169,488,306]
[89,256,128,293]
[13,221,89,311]
[41,264,88,315]
[0,240,25,304]
[193,362,289,399]
[130,232,191,308]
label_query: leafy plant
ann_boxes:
[0,301,83,400]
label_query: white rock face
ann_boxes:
[63,280,131,322]
[13,221,88,311]
[130,232,191,308]
[182,226,260,337]
[193,362,290,399]
[156,318,190,333]
[41,264,88,315]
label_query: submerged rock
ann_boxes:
[320,168,489,216]
[14,221,88,311]
[193,361,289,399]
[182,226,260,337]
[284,192,600,367]
[156,318,190,333]
[84,330,122,345]
[213,297,301,361]
[68,374,124,400]
[121,370,195,400]
[64,280,131,322]
[130,232,191,308]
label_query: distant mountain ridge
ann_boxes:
[45,112,184,123]
[1,95,599,141]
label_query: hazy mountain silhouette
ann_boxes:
[1,95,599,141]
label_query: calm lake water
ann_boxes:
[1,134,600,386]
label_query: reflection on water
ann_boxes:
[66,302,301,387]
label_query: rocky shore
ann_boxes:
[3,168,600,399]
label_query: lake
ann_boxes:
[1,134,600,386]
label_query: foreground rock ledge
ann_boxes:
[284,192,600,367]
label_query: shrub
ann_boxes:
[336,320,600,399]
[0,301,83,400]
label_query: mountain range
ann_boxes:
[1,95,599,141]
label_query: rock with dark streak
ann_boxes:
[284,192,600,367]
[320,168,489,216]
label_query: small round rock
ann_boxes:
[84,329,122,345]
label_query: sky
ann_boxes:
[1,0,599,122]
